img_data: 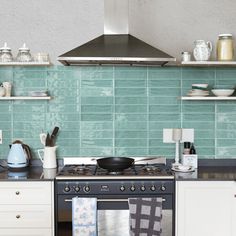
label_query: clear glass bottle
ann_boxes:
[217,34,234,61]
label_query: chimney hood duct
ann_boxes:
[58,0,176,66]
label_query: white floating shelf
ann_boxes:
[0,96,52,100]
[181,61,236,66]
[181,96,236,100]
[0,62,51,66]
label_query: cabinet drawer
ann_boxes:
[0,205,52,228]
[0,181,52,204]
[0,228,52,236]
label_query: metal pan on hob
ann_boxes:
[96,156,161,172]
[96,157,134,172]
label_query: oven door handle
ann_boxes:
[64,198,166,202]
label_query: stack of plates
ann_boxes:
[187,83,209,97]
[28,91,48,97]
[187,89,209,97]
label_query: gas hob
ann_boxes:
[56,157,174,180]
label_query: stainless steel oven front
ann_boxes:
[56,180,174,236]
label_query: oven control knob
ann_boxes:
[74,186,80,192]
[84,186,90,193]
[120,185,125,192]
[150,185,156,191]
[140,185,146,191]
[130,185,135,192]
[64,186,70,192]
[160,185,166,191]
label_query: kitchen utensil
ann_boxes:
[97,157,134,171]
[0,84,6,97]
[2,82,12,97]
[34,52,50,62]
[16,43,32,62]
[217,34,234,61]
[211,89,234,97]
[7,140,32,168]
[181,52,191,62]
[172,129,182,167]
[45,133,52,147]
[171,164,194,172]
[193,40,212,61]
[0,42,13,62]
[95,157,162,172]
[38,146,57,169]
[191,83,208,90]
[50,126,59,146]
[40,133,47,146]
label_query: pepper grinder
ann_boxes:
[172,129,182,167]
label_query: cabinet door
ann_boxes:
[0,181,52,204]
[176,181,236,236]
[0,205,52,228]
[0,228,52,236]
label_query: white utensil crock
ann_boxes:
[38,146,57,169]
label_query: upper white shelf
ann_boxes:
[0,62,51,66]
[181,96,236,100]
[181,61,236,66]
[0,96,51,100]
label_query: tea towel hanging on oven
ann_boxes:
[72,197,97,236]
[128,198,163,236]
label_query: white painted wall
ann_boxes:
[1,0,236,63]
[129,0,236,61]
[0,0,104,64]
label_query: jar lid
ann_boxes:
[19,43,30,52]
[218,33,233,38]
[0,42,11,51]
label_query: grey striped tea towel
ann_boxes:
[128,198,163,236]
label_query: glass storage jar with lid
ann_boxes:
[217,34,234,61]
[16,43,32,62]
[0,42,13,62]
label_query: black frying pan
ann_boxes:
[96,157,135,172]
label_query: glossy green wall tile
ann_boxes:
[1,66,236,159]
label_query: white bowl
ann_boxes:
[211,89,234,97]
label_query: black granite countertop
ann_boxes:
[0,160,236,181]
[174,166,236,181]
[0,165,57,181]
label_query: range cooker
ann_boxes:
[55,157,175,236]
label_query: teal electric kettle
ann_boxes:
[7,140,32,168]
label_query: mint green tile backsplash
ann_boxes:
[1,66,236,159]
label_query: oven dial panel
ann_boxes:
[57,180,173,195]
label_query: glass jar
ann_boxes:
[0,43,13,62]
[16,43,32,62]
[217,34,234,61]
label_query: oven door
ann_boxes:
[56,195,173,236]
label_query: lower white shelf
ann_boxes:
[181,96,236,100]
[0,96,51,100]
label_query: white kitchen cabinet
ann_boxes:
[0,181,54,236]
[176,181,236,236]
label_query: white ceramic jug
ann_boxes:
[193,40,212,61]
[38,146,57,169]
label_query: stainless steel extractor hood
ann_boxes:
[58,0,176,66]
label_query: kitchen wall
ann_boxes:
[1,0,236,63]
[1,65,236,159]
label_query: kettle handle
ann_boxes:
[22,144,32,161]
[37,149,44,164]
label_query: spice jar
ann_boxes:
[16,43,32,62]
[217,34,234,61]
[0,42,13,62]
